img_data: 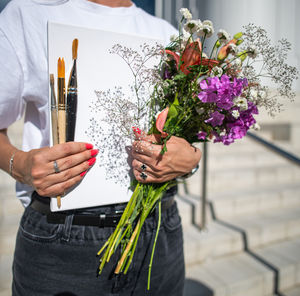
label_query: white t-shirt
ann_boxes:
[0,0,177,207]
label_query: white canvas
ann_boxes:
[48,22,162,211]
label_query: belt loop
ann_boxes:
[61,214,74,242]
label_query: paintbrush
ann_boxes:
[56,57,66,208]
[66,38,78,142]
[50,74,59,146]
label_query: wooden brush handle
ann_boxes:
[57,109,66,209]
[51,109,59,146]
[58,109,66,144]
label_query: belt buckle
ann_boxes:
[99,213,106,227]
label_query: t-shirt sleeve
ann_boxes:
[0,29,25,129]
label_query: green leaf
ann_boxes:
[168,104,178,118]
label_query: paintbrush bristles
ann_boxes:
[58,57,65,78]
[50,73,54,86]
[72,39,78,60]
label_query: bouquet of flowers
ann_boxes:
[95,8,298,289]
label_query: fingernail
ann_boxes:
[88,157,96,166]
[90,149,99,157]
[86,143,93,150]
[80,171,87,177]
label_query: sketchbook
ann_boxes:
[48,22,162,212]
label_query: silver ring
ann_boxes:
[140,163,147,171]
[53,160,60,174]
[140,172,148,180]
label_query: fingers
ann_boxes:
[132,139,162,158]
[47,142,93,162]
[132,159,160,177]
[132,167,176,184]
[35,157,97,197]
[31,142,97,197]
[37,173,86,197]
[131,158,177,183]
[46,148,98,175]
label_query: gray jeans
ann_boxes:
[12,201,185,296]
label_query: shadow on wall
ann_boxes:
[184,279,214,296]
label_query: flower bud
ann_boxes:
[233,32,243,39]
[236,39,244,46]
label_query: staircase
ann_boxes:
[179,123,300,296]
[1,102,300,296]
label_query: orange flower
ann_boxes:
[166,40,219,74]
[217,39,238,60]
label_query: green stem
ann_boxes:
[147,201,161,290]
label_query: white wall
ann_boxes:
[156,0,300,92]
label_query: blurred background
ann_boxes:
[0,0,299,295]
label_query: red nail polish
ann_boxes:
[80,171,87,177]
[88,157,96,166]
[85,143,93,150]
[90,149,99,157]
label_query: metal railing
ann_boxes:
[179,132,300,230]
[247,131,300,166]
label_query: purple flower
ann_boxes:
[164,68,172,79]
[198,75,248,111]
[198,91,217,103]
[198,77,219,103]
[197,131,207,140]
[205,111,225,127]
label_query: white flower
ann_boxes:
[170,34,178,42]
[202,52,208,59]
[251,123,260,130]
[217,29,230,43]
[178,29,192,50]
[231,58,242,67]
[197,20,214,37]
[233,96,248,111]
[258,90,267,99]
[247,45,258,58]
[231,110,240,119]
[196,107,205,115]
[250,89,258,99]
[228,43,238,55]
[184,19,202,34]
[179,8,192,20]
[210,66,223,77]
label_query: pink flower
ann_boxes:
[156,107,169,138]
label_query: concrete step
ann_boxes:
[181,205,300,265]
[183,222,243,266]
[222,206,300,250]
[208,183,300,219]
[185,252,274,296]
[283,285,300,296]
[0,254,13,292]
[255,237,300,292]
[186,162,300,195]
[185,236,300,296]
[176,194,213,228]
[208,149,289,170]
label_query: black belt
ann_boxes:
[30,194,175,228]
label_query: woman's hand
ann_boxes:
[12,142,98,197]
[132,135,201,183]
